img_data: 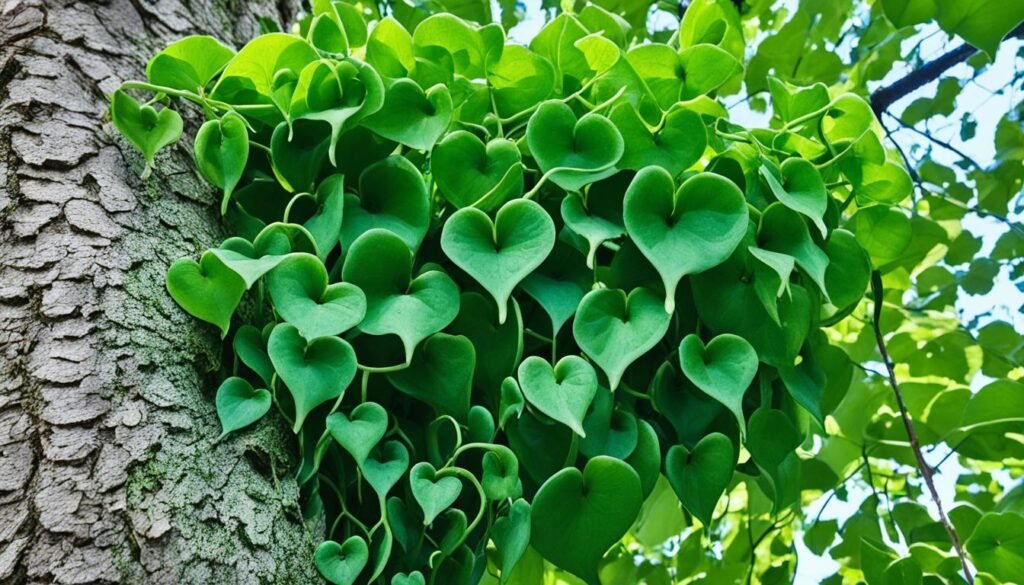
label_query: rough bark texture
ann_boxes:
[0,0,324,583]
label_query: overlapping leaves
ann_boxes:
[105,1,1013,584]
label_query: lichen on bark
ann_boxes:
[0,0,323,583]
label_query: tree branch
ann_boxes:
[870,272,973,584]
[870,21,1024,117]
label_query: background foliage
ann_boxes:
[108,0,1024,583]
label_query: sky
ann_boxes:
[496,0,1023,581]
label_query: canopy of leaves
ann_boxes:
[110,0,1024,583]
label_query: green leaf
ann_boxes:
[362,79,452,150]
[665,432,735,527]
[758,159,828,238]
[267,323,357,431]
[410,462,462,525]
[519,241,590,336]
[343,229,460,364]
[517,355,598,437]
[212,33,319,104]
[432,130,523,211]
[327,402,388,465]
[233,324,275,387]
[561,175,627,269]
[367,17,415,78]
[623,167,749,312]
[146,35,235,91]
[678,334,758,436]
[289,58,385,165]
[492,499,531,584]
[610,103,706,175]
[387,333,475,421]
[967,513,1024,583]
[882,0,937,28]
[166,251,246,337]
[194,113,249,215]
[936,0,1024,58]
[362,441,410,498]
[530,456,643,585]
[488,44,556,118]
[447,292,524,399]
[573,287,672,390]
[215,377,271,439]
[756,202,830,300]
[266,253,366,339]
[441,198,555,324]
[342,156,431,253]
[110,89,183,170]
[481,446,521,501]
[526,100,625,191]
[315,536,369,585]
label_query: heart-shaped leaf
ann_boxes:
[526,100,624,191]
[499,377,525,430]
[432,130,524,211]
[746,408,803,510]
[623,167,748,313]
[290,58,384,165]
[146,35,235,91]
[387,333,474,421]
[580,388,638,459]
[447,292,523,401]
[665,432,735,527]
[363,79,452,150]
[233,324,275,387]
[530,456,643,585]
[435,508,468,555]
[560,174,626,269]
[441,198,555,324]
[678,333,758,436]
[315,536,369,585]
[266,254,366,339]
[270,119,331,193]
[492,499,531,583]
[757,202,830,300]
[517,355,598,437]
[361,441,410,500]
[519,241,590,337]
[692,240,812,368]
[267,323,357,431]
[410,462,462,525]
[293,174,346,260]
[210,222,319,288]
[327,402,388,465]
[759,158,828,237]
[110,89,183,173]
[573,287,671,390]
[391,572,425,585]
[342,156,431,252]
[610,103,706,175]
[194,113,249,215]
[823,229,871,317]
[343,229,460,363]
[481,445,521,501]
[166,252,246,337]
[215,377,271,439]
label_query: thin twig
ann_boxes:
[870,271,973,584]
[886,112,982,170]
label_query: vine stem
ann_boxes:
[870,271,973,584]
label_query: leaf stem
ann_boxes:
[869,271,973,584]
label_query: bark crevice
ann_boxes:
[0,0,318,583]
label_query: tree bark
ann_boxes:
[0,1,323,583]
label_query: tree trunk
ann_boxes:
[0,1,323,583]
